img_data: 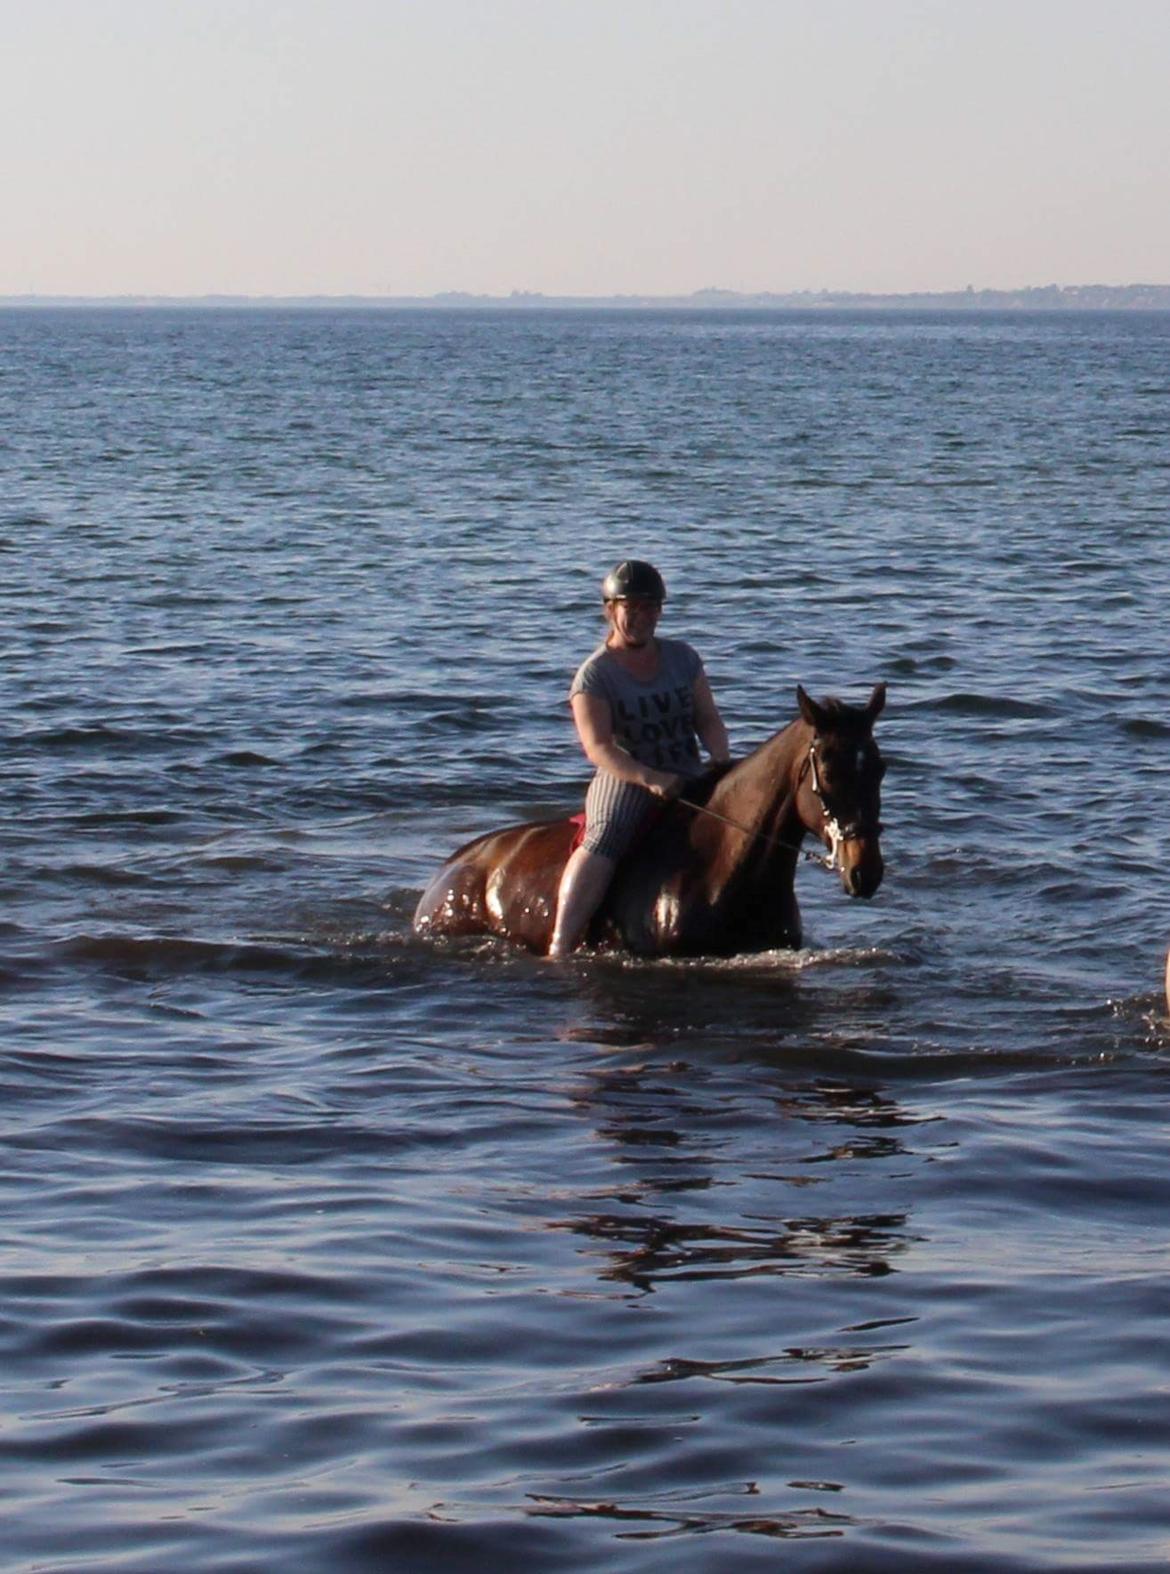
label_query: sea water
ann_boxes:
[2,306,1170,1570]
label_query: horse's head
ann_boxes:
[795,683,887,898]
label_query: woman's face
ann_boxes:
[606,596,662,649]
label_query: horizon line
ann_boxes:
[4,282,1170,310]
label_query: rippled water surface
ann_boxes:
[3,307,1170,1571]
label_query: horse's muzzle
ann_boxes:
[839,838,884,899]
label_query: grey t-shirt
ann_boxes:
[569,638,705,776]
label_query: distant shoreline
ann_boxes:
[3,284,1170,311]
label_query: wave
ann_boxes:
[57,932,306,971]
[212,750,281,767]
[0,510,53,532]
[49,926,425,985]
[13,724,210,756]
[905,692,1056,718]
[50,863,157,888]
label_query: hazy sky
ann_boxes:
[5,0,1168,297]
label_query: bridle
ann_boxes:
[678,737,881,874]
[800,739,883,874]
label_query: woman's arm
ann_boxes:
[693,671,730,763]
[570,692,682,797]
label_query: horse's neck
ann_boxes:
[710,718,809,841]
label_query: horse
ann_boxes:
[413,683,887,958]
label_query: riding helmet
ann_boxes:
[601,560,666,603]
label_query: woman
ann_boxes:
[548,560,730,958]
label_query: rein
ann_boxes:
[676,794,833,866]
[676,742,843,872]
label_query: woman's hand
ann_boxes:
[647,772,685,801]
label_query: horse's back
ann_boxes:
[412,817,577,949]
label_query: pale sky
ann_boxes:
[4,0,1168,297]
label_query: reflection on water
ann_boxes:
[633,1338,915,1385]
[527,1484,855,1544]
[551,1206,910,1290]
[552,1056,927,1294]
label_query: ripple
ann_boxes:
[5,306,1170,1572]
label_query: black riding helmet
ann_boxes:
[601,560,666,604]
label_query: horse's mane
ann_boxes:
[680,691,879,812]
[680,760,736,808]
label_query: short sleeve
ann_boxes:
[568,651,611,704]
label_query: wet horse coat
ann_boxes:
[413,685,887,958]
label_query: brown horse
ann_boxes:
[413,683,887,958]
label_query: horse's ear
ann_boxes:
[866,682,887,723]
[797,685,826,730]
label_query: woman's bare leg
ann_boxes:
[548,847,616,958]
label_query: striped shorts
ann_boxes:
[581,771,659,860]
